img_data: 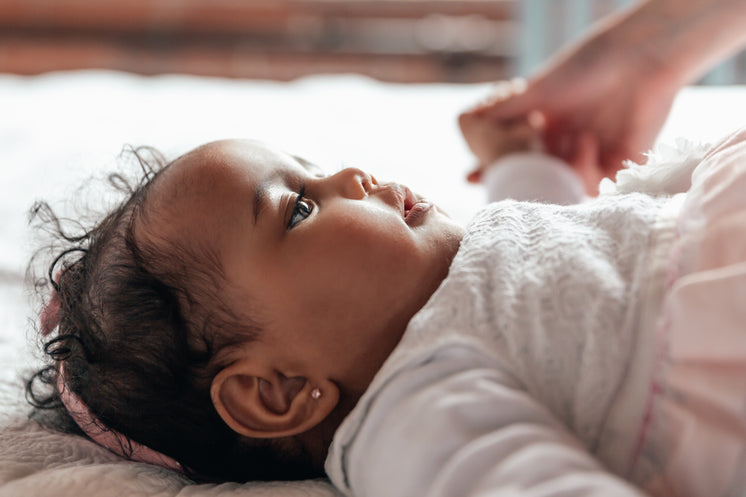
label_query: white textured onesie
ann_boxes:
[326,138,746,497]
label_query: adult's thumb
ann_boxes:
[481,90,537,123]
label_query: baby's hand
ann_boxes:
[460,109,603,194]
[458,110,540,184]
[459,78,603,194]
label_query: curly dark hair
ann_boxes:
[25,146,321,481]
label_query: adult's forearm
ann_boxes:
[604,0,746,86]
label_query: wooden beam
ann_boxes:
[0,0,514,33]
[0,34,511,82]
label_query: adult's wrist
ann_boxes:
[612,0,746,87]
[597,0,688,89]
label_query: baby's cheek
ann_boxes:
[340,222,412,270]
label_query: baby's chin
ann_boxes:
[428,210,466,256]
[432,202,456,220]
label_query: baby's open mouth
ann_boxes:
[403,189,416,218]
[402,186,432,226]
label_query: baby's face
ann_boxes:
[144,140,464,393]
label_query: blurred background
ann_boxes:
[1,0,744,84]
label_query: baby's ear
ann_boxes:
[210,362,339,439]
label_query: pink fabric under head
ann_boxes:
[40,271,63,336]
[57,363,183,472]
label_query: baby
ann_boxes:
[29,113,746,495]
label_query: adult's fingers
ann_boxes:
[466,167,483,184]
[571,132,603,196]
[470,79,533,120]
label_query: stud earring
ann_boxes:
[311,388,322,400]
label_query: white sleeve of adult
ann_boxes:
[483,152,587,205]
[345,353,648,497]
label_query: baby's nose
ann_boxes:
[332,167,376,199]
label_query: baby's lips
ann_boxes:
[403,186,418,214]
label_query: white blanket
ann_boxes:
[0,70,744,496]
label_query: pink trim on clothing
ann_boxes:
[627,230,682,474]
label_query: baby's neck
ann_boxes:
[301,390,361,470]
[304,236,463,467]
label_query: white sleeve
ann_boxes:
[345,352,647,497]
[484,152,586,205]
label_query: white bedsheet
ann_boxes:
[0,70,744,497]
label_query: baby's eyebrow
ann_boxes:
[253,179,270,226]
[293,155,324,176]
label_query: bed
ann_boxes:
[0,70,744,496]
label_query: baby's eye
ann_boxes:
[287,190,313,230]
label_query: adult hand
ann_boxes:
[463,32,680,188]
[460,104,604,195]
[461,0,746,191]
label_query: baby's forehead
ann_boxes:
[134,138,326,279]
[170,139,321,182]
[178,140,286,173]
[147,139,325,218]
[136,141,275,258]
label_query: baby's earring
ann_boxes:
[310,388,322,400]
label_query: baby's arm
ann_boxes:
[340,350,647,497]
[459,108,602,200]
[481,152,587,205]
